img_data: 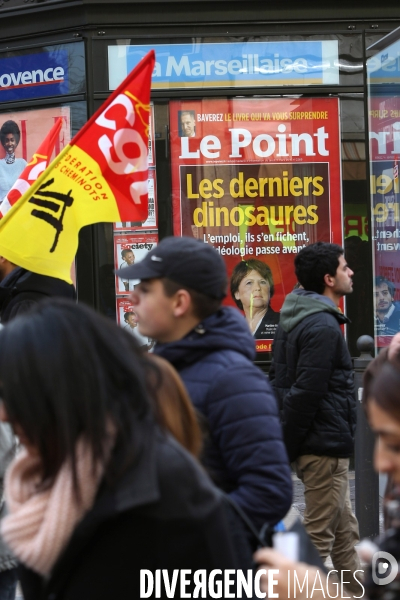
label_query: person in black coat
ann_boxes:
[269,241,360,596]
[0,299,247,600]
[255,338,400,600]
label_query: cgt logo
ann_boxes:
[372,551,399,586]
[96,92,149,205]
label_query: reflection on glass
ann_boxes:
[367,31,400,349]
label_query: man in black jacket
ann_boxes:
[270,241,361,595]
[0,256,75,323]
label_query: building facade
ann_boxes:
[0,0,399,360]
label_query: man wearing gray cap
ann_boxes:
[116,235,292,540]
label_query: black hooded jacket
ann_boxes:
[0,267,75,323]
[269,290,356,463]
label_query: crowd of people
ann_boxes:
[0,236,397,599]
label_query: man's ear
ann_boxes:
[323,272,335,288]
[172,289,193,318]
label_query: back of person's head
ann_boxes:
[116,236,228,321]
[0,298,152,494]
[363,334,400,414]
[145,354,202,457]
[365,354,400,424]
[294,241,343,295]
[375,276,395,297]
[363,348,390,407]
[0,120,20,147]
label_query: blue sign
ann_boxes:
[108,41,339,90]
[368,39,400,84]
[0,50,69,101]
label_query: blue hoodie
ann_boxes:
[154,306,292,530]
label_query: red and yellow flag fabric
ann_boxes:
[0,50,155,283]
[0,117,63,218]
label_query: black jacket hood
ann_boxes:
[10,268,73,295]
[0,267,75,323]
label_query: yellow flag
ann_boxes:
[0,50,155,284]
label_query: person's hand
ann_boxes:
[253,548,328,600]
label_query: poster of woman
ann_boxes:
[0,106,70,201]
[0,120,27,202]
[230,259,280,340]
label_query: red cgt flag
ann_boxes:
[0,50,155,283]
[0,117,63,218]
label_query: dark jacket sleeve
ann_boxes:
[205,362,292,530]
[281,321,343,462]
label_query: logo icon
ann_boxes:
[372,551,398,586]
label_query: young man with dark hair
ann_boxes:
[116,235,292,536]
[374,275,400,336]
[294,241,347,295]
[269,241,360,595]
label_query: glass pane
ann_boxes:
[0,41,85,102]
[95,102,172,341]
[341,96,372,356]
[0,101,87,290]
[367,35,400,350]
[169,97,343,354]
[0,100,86,201]
[100,34,362,92]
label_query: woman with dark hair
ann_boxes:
[0,121,27,202]
[0,298,243,600]
[230,259,279,339]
